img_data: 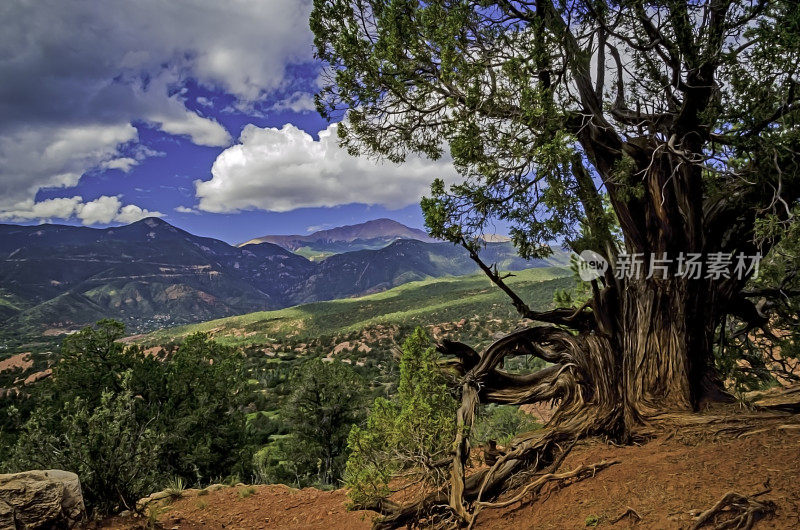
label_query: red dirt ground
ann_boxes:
[476,424,800,529]
[101,419,800,529]
[101,485,376,530]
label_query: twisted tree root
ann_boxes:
[691,490,776,530]
[474,459,620,510]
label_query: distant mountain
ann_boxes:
[481,234,512,243]
[0,218,568,339]
[240,218,436,259]
[288,239,563,303]
[0,218,314,337]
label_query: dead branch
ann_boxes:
[691,490,776,530]
[459,236,596,330]
[748,385,800,413]
[610,506,642,524]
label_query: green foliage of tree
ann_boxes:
[11,373,162,513]
[345,328,457,507]
[471,404,541,447]
[311,0,800,418]
[50,320,154,403]
[6,320,254,514]
[717,206,800,392]
[156,332,253,483]
[260,359,367,487]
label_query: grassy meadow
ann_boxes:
[137,266,573,349]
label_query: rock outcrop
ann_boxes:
[0,470,85,529]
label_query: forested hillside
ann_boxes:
[0,218,567,343]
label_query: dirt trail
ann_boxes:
[102,424,800,529]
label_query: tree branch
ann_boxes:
[459,237,595,329]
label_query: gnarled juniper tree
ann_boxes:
[311,0,800,525]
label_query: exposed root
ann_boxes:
[691,490,776,530]
[468,438,578,530]
[639,408,800,441]
[610,506,642,524]
[474,459,619,510]
[368,327,799,529]
[748,385,800,413]
[368,428,577,529]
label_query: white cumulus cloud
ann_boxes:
[0,124,140,208]
[174,205,200,214]
[0,0,314,215]
[0,196,162,225]
[270,92,317,113]
[195,123,460,213]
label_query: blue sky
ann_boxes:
[0,0,457,244]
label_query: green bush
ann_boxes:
[155,332,253,484]
[472,404,541,447]
[256,359,367,487]
[345,328,457,507]
[11,373,162,513]
[7,320,255,514]
[252,437,307,486]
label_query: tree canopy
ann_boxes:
[345,328,457,506]
[312,1,800,526]
[313,0,799,254]
[257,358,366,487]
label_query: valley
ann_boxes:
[0,261,573,427]
[0,218,568,346]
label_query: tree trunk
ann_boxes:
[623,278,695,415]
[621,277,727,423]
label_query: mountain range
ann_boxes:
[240,218,436,260]
[0,218,568,338]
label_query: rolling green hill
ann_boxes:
[138,266,573,348]
[128,267,574,422]
[1,266,574,469]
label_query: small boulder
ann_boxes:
[0,470,85,529]
[135,490,174,512]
